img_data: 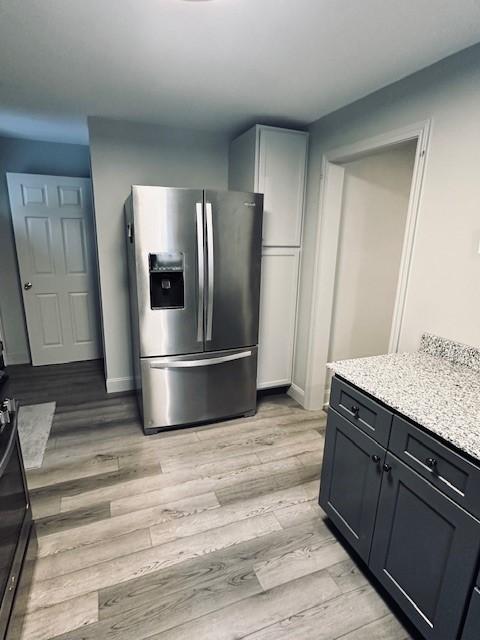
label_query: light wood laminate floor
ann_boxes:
[8,360,415,640]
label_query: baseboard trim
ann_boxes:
[106,376,134,394]
[288,382,305,407]
[5,351,30,365]
[257,379,291,390]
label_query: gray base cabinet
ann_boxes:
[370,453,480,640]
[320,376,480,640]
[319,409,385,562]
[462,587,480,640]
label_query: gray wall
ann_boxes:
[88,117,230,390]
[294,43,480,391]
[0,136,90,363]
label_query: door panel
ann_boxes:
[132,186,204,358]
[257,127,307,247]
[257,248,299,389]
[319,408,386,562]
[37,294,63,346]
[140,347,257,432]
[61,218,87,273]
[25,217,53,273]
[204,190,263,352]
[7,173,101,365]
[370,453,480,640]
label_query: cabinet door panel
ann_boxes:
[319,409,386,562]
[257,128,307,247]
[462,587,480,640]
[370,453,480,640]
[257,249,299,389]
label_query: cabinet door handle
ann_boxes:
[425,457,438,469]
[383,463,392,473]
[351,405,359,418]
[371,455,380,463]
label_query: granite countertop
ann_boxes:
[328,334,480,461]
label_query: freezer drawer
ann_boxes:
[140,347,257,433]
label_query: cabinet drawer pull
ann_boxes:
[351,405,360,418]
[426,457,438,469]
[383,463,392,473]
[371,455,380,463]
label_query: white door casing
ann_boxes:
[303,121,431,410]
[7,173,101,366]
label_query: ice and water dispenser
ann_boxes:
[149,253,184,309]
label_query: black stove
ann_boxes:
[0,341,36,640]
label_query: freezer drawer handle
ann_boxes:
[149,350,252,369]
[205,201,214,341]
[196,202,205,342]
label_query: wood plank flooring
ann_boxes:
[8,360,415,640]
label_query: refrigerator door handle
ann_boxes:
[149,350,252,369]
[205,201,214,341]
[195,202,205,342]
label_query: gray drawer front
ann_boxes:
[330,377,392,446]
[390,415,480,520]
[462,587,480,640]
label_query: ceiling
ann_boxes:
[0,0,479,144]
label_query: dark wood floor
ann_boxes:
[8,360,413,640]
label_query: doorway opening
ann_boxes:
[327,140,417,380]
[303,121,430,410]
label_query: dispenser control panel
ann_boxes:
[149,252,185,309]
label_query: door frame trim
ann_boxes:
[303,120,431,410]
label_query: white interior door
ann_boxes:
[7,173,101,366]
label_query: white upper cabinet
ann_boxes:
[229,125,308,247]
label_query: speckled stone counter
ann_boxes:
[328,334,480,461]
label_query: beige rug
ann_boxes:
[17,402,56,470]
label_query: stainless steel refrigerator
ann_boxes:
[125,186,263,434]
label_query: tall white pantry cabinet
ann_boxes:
[229,125,308,390]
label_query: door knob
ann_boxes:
[371,455,380,463]
[351,405,359,418]
[24,282,32,290]
[425,457,438,469]
[383,463,392,473]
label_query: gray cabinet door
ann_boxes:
[370,453,480,640]
[319,409,386,563]
[204,190,263,352]
[462,587,480,640]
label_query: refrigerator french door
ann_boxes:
[126,186,263,434]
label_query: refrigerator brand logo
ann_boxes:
[244,202,256,207]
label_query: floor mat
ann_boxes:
[17,402,56,469]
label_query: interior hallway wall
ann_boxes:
[88,117,230,391]
[294,43,480,395]
[0,136,90,364]
[329,142,416,363]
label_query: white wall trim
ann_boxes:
[3,350,30,366]
[257,379,291,390]
[287,382,305,406]
[106,376,134,394]
[303,120,431,410]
